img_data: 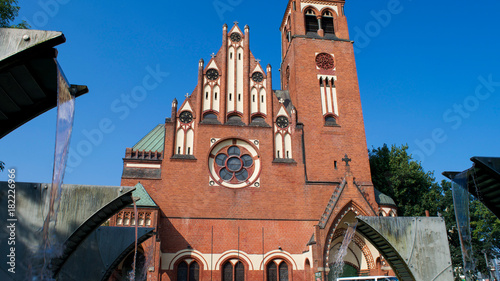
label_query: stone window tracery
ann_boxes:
[214,146,254,182]
[209,139,261,189]
[316,53,335,70]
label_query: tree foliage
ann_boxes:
[369,144,500,279]
[369,144,436,217]
[0,0,29,28]
[470,199,500,275]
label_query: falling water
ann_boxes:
[140,241,155,280]
[127,199,139,281]
[452,171,475,281]
[38,62,75,280]
[329,221,358,281]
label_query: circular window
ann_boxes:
[315,53,335,70]
[206,69,219,81]
[209,139,261,188]
[230,32,242,42]
[252,72,264,82]
[179,111,193,124]
[276,116,289,129]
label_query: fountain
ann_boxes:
[451,171,475,280]
[356,216,454,281]
[329,221,358,281]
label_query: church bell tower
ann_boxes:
[280,0,373,183]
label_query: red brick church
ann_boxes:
[110,0,397,280]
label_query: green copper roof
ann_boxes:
[132,124,165,152]
[131,182,157,207]
[374,188,397,207]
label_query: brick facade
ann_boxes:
[110,1,397,280]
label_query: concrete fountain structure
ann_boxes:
[0,28,154,280]
[0,182,154,280]
[356,216,454,281]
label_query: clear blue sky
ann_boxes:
[1,0,499,186]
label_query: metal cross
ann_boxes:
[234,21,239,26]
[278,98,285,104]
[342,154,352,166]
[185,93,190,98]
[256,59,261,63]
[211,53,216,58]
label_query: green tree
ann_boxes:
[423,180,464,266]
[0,0,29,28]
[470,199,500,276]
[369,144,436,217]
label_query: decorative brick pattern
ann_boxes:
[112,1,394,280]
[115,210,153,227]
[319,180,346,228]
[125,148,163,160]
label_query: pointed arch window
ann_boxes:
[305,9,318,34]
[267,260,289,281]
[177,261,200,281]
[223,262,233,281]
[267,263,277,281]
[279,263,288,281]
[222,261,245,281]
[189,262,199,281]
[235,262,245,281]
[177,261,188,281]
[322,11,335,35]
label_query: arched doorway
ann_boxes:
[325,210,375,280]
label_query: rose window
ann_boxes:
[209,139,261,188]
[215,146,254,182]
[315,53,335,70]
